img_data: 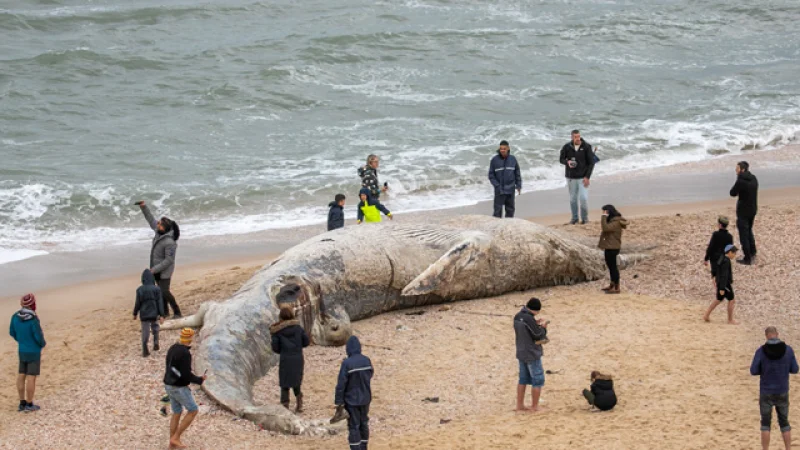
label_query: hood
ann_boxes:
[593,373,613,381]
[610,216,629,229]
[269,319,300,335]
[141,269,156,286]
[764,339,787,360]
[346,335,362,356]
[739,171,756,184]
[328,201,342,208]
[16,308,36,321]
[359,187,371,198]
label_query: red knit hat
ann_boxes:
[21,293,36,311]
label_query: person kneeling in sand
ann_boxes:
[513,298,549,412]
[582,371,617,411]
[703,244,738,324]
[164,328,206,449]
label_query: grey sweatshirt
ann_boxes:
[141,204,178,279]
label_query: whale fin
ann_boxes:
[401,232,491,297]
[161,302,210,330]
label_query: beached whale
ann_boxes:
[162,215,645,435]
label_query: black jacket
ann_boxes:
[716,255,733,289]
[704,230,733,275]
[327,203,345,231]
[335,336,373,406]
[730,171,759,218]
[134,269,164,321]
[559,139,596,179]
[164,344,204,387]
[590,376,617,411]
[513,307,547,363]
[270,320,310,388]
[488,152,522,195]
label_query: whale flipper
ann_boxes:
[401,232,491,297]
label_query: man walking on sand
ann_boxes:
[730,161,759,265]
[750,326,799,450]
[559,130,596,224]
[164,328,206,449]
[9,293,46,412]
[488,140,522,218]
[513,298,548,412]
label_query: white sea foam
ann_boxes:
[0,248,49,265]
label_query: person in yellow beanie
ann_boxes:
[164,328,206,449]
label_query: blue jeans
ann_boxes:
[567,178,589,223]
[164,385,198,414]
[518,359,545,388]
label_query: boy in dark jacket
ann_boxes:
[583,371,617,411]
[750,326,798,450]
[357,188,392,224]
[335,336,373,450]
[134,269,165,357]
[488,140,522,218]
[703,244,738,324]
[704,216,734,278]
[328,194,346,231]
[270,307,310,413]
[164,328,206,449]
[9,293,46,412]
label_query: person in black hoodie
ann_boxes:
[703,216,734,278]
[270,307,310,413]
[328,194,346,231]
[133,269,165,357]
[559,130,596,224]
[582,371,617,411]
[730,161,759,265]
[703,244,738,324]
[164,328,206,450]
[750,326,799,450]
[487,140,522,218]
[335,336,373,450]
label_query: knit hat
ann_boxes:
[724,244,738,254]
[20,293,36,311]
[717,216,729,227]
[179,328,195,345]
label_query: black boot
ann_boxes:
[142,344,150,357]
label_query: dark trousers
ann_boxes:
[280,386,301,404]
[154,276,181,317]
[760,393,791,432]
[140,320,160,349]
[346,404,369,450]
[604,249,620,283]
[736,214,757,259]
[493,194,515,218]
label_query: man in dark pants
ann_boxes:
[335,336,373,450]
[751,326,798,450]
[729,161,758,265]
[487,140,522,218]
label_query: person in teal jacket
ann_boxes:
[9,293,46,412]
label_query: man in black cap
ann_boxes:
[703,215,734,279]
[703,244,738,324]
[513,297,548,412]
[730,161,759,265]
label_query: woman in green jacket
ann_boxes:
[598,204,628,294]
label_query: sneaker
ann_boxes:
[142,349,150,358]
[24,403,40,412]
[568,219,578,225]
[153,343,160,351]
[18,402,27,412]
[580,220,587,225]
[736,258,752,265]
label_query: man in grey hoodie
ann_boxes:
[513,297,548,412]
[133,269,165,357]
[137,201,182,318]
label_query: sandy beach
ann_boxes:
[2,147,800,449]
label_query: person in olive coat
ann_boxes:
[270,307,310,413]
[598,204,629,294]
[583,371,617,411]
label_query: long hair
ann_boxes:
[601,204,621,220]
[160,217,180,241]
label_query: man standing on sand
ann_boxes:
[513,298,548,412]
[488,140,522,218]
[730,161,759,265]
[750,326,799,450]
[164,328,206,449]
[559,130,596,224]
[9,293,46,412]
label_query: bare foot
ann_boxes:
[169,438,187,449]
[728,320,739,325]
[529,406,548,413]
[514,406,531,413]
[703,315,710,322]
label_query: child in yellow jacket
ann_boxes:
[357,188,392,224]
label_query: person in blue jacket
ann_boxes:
[751,326,799,450]
[487,140,522,218]
[9,293,46,412]
[335,336,373,450]
[328,194,346,231]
